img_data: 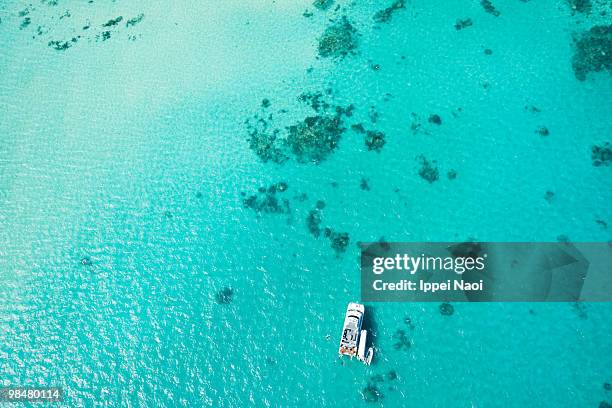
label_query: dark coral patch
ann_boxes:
[428,114,442,125]
[392,329,411,350]
[327,230,350,255]
[48,40,72,50]
[243,183,290,215]
[455,18,473,30]
[536,126,550,136]
[544,191,555,202]
[572,25,612,81]
[126,13,144,27]
[439,302,454,316]
[246,116,288,164]
[20,17,31,29]
[102,16,123,27]
[365,130,386,152]
[362,383,382,402]
[373,0,406,23]
[306,204,324,237]
[481,0,500,16]
[313,0,334,11]
[567,0,592,14]
[298,91,331,112]
[215,287,234,304]
[351,123,366,133]
[360,177,370,191]
[591,142,612,166]
[318,17,358,58]
[286,115,345,163]
[417,156,439,183]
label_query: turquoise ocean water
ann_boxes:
[1,0,611,406]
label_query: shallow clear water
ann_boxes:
[1,0,611,406]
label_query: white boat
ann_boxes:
[338,302,364,358]
[339,302,373,365]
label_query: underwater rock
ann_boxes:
[80,257,92,266]
[591,142,612,166]
[392,329,411,350]
[373,0,406,23]
[313,0,334,11]
[447,169,457,180]
[215,287,233,304]
[102,16,123,27]
[261,98,271,108]
[604,382,612,391]
[243,183,290,215]
[439,302,454,316]
[365,130,386,152]
[286,115,344,163]
[362,383,382,402]
[596,219,608,229]
[318,17,358,58]
[417,156,439,183]
[484,48,493,55]
[428,114,442,125]
[455,18,473,30]
[100,31,111,41]
[572,25,612,81]
[387,370,398,380]
[164,211,173,218]
[568,0,592,14]
[481,0,500,16]
[600,402,612,408]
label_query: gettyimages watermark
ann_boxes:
[360,242,612,302]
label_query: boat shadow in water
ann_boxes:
[363,305,378,365]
